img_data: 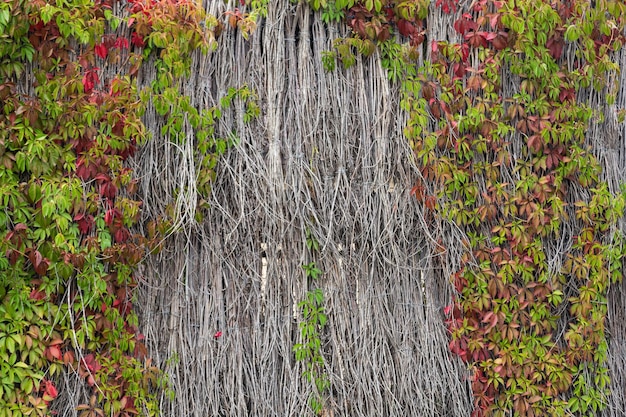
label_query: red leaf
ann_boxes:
[82,74,94,93]
[436,0,458,14]
[94,173,110,182]
[29,289,46,300]
[453,62,466,78]
[82,353,102,373]
[453,14,476,35]
[397,19,415,37]
[448,339,467,359]
[28,249,42,269]
[114,228,130,243]
[481,311,499,331]
[131,31,145,47]
[559,87,575,102]
[42,380,58,400]
[527,134,543,153]
[45,345,62,361]
[491,32,508,50]
[99,181,118,199]
[76,159,95,180]
[465,31,489,48]
[114,37,129,49]
[547,36,564,60]
[425,195,436,210]
[488,13,500,29]
[63,350,75,365]
[104,209,115,226]
[35,258,49,276]
[120,395,139,412]
[228,14,238,29]
[6,249,19,265]
[95,43,108,59]
[214,331,222,338]
[410,183,424,201]
[75,213,94,235]
[471,408,484,417]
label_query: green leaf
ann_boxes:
[41,200,55,219]
[0,8,9,27]
[564,25,580,42]
[28,183,41,203]
[5,337,15,354]
[14,152,26,172]
[40,4,58,24]
[314,289,324,304]
[99,230,112,250]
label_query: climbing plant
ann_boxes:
[0,0,256,415]
[418,1,626,415]
[294,230,330,414]
[3,0,624,415]
[308,0,626,415]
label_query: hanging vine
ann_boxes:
[294,230,330,415]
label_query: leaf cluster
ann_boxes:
[294,232,330,415]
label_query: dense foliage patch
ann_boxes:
[0,0,257,415]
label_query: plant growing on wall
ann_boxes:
[304,0,626,415]
[294,231,330,415]
[418,1,625,415]
[0,0,257,415]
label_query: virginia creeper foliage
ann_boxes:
[317,0,626,415]
[0,0,256,415]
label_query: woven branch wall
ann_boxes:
[133,2,475,415]
[54,1,626,416]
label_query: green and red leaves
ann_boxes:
[25,248,49,276]
[0,0,182,415]
[403,0,626,415]
[1,0,248,413]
